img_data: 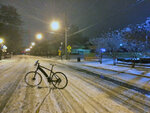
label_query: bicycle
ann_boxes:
[24,60,68,89]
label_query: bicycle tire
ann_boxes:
[52,72,68,89]
[24,71,42,87]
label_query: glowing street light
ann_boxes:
[31,42,35,46]
[120,43,123,47]
[36,33,43,40]
[25,48,30,52]
[30,46,32,49]
[0,38,4,44]
[51,21,60,31]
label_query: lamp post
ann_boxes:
[51,21,68,59]
[59,42,63,60]
[0,38,4,60]
[65,26,68,60]
[51,21,60,31]
[0,38,4,44]
[31,42,35,46]
[36,33,43,40]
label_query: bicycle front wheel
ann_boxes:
[24,71,42,87]
[52,72,68,89]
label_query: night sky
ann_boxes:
[1,0,150,42]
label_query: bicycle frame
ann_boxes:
[35,64,54,78]
[24,60,68,89]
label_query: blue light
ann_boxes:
[120,44,123,46]
[101,48,106,53]
[125,27,131,32]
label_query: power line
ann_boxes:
[68,0,147,38]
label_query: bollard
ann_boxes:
[77,57,80,62]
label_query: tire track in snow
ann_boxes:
[0,59,28,113]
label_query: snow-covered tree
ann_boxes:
[144,17,150,31]
[89,16,150,65]
[122,17,150,51]
[90,31,125,65]
[91,31,125,53]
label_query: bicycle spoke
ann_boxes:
[25,71,42,87]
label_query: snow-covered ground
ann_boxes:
[0,55,149,113]
[48,57,150,91]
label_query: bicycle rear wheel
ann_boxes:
[24,71,42,87]
[52,72,68,89]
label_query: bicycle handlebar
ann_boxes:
[34,60,39,66]
[34,60,56,67]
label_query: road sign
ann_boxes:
[67,45,71,53]
[58,49,62,56]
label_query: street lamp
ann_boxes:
[31,42,35,46]
[0,38,4,44]
[36,33,43,40]
[50,20,68,59]
[120,43,123,47]
[25,48,30,52]
[51,21,60,31]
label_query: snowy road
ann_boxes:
[0,56,149,113]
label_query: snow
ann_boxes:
[145,94,150,98]
[1,55,150,112]
[0,56,137,113]
[49,57,150,92]
[83,62,145,75]
[145,73,150,77]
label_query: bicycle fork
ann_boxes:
[33,67,39,79]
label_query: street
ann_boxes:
[1,0,150,113]
[0,56,149,113]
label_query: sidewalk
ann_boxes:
[48,57,150,91]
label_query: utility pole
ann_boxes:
[65,27,67,60]
[0,50,1,60]
[64,12,68,60]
